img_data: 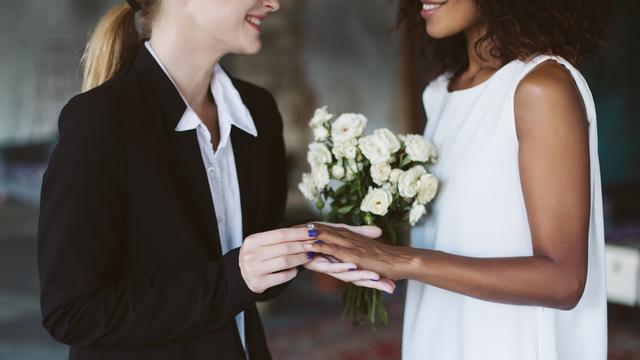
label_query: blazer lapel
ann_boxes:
[229,76,261,239]
[134,46,222,257]
[231,126,260,239]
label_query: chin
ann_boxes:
[235,38,262,55]
[425,23,458,39]
[244,42,262,55]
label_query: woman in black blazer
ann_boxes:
[36,0,387,359]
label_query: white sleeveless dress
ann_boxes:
[402,55,607,360]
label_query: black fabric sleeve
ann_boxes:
[252,91,293,302]
[38,95,260,348]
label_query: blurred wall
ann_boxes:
[0,0,118,148]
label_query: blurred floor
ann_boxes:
[0,202,639,360]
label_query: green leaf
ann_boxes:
[337,205,354,214]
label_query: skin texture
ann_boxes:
[148,0,385,294]
[308,0,591,310]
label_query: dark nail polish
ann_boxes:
[349,268,357,272]
[314,239,324,244]
[308,230,318,238]
[371,279,380,282]
[306,252,315,260]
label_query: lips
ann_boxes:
[245,15,266,32]
[421,1,447,17]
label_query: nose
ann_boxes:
[264,0,280,12]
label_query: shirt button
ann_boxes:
[207,167,215,176]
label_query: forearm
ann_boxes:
[397,247,585,310]
[41,248,258,347]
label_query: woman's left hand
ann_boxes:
[298,222,396,293]
[305,223,414,281]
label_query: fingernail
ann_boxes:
[306,252,315,260]
[308,230,318,238]
[349,268,357,271]
[314,240,324,244]
[371,279,379,282]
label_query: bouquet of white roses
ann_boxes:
[299,106,439,327]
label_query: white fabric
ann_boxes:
[145,42,257,356]
[402,55,607,360]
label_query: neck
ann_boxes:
[150,24,225,112]
[464,23,501,73]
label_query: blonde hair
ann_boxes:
[81,1,159,92]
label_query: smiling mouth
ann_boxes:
[245,15,265,32]
[421,1,446,17]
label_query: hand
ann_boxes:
[239,227,315,294]
[302,223,396,294]
[304,255,396,294]
[305,223,414,281]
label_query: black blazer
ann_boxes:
[37,46,287,360]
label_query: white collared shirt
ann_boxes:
[145,42,257,355]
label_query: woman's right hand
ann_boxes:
[239,227,315,294]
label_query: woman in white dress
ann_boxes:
[306,0,610,359]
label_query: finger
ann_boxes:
[261,268,299,291]
[304,241,345,259]
[260,242,311,261]
[310,225,360,247]
[353,279,395,294]
[262,253,311,274]
[246,228,315,247]
[305,258,357,273]
[314,222,382,238]
[379,278,397,290]
[330,270,381,282]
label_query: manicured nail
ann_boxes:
[308,230,318,238]
[371,279,380,282]
[306,252,315,260]
[314,240,324,244]
[349,268,357,271]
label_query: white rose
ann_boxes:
[309,106,333,128]
[417,173,439,204]
[313,126,329,141]
[389,169,404,184]
[373,128,401,154]
[370,163,392,185]
[312,166,330,189]
[332,138,358,160]
[331,164,345,179]
[307,142,332,170]
[298,173,317,201]
[382,182,396,193]
[360,187,393,216]
[403,134,438,163]
[331,113,367,144]
[409,202,427,226]
[398,165,427,198]
[358,135,391,164]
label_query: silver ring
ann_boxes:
[306,223,316,230]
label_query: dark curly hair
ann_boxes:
[397,0,610,83]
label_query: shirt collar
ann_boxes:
[144,41,258,139]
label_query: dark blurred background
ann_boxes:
[0,0,638,359]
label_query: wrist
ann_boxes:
[394,246,425,281]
